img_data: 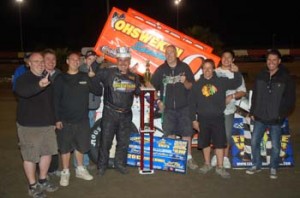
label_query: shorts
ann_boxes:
[198,116,227,149]
[225,113,234,145]
[162,106,194,137]
[17,124,58,163]
[56,119,90,154]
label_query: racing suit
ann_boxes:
[92,67,140,169]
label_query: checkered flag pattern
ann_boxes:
[231,112,294,168]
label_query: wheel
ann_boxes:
[89,119,101,165]
[88,119,138,167]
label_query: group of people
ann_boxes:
[13,45,295,197]
[150,45,245,179]
[151,46,295,180]
[14,46,141,198]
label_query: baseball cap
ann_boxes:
[116,47,131,58]
[85,50,96,58]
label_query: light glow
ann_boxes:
[174,0,181,5]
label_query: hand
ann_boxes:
[180,73,186,84]
[56,121,63,129]
[157,100,164,113]
[88,66,95,77]
[225,94,234,105]
[192,121,200,132]
[96,56,104,63]
[39,73,50,88]
[230,63,239,72]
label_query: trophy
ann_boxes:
[144,60,151,86]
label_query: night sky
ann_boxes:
[0,0,299,52]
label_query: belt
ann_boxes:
[105,102,131,113]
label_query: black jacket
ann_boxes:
[150,59,195,110]
[190,72,242,120]
[250,65,296,124]
[15,71,56,126]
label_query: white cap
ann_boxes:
[116,47,131,58]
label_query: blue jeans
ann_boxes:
[88,110,96,127]
[251,120,282,169]
[73,110,96,167]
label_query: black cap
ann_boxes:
[85,50,96,58]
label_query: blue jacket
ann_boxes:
[12,64,29,91]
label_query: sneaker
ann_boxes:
[215,167,231,179]
[187,158,199,170]
[223,157,231,169]
[38,180,58,192]
[76,166,93,180]
[28,185,46,198]
[48,170,61,177]
[246,166,261,175]
[60,170,70,187]
[270,168,278,179]
[211,155,217,167]
[198,164,213,174]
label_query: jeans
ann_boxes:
[73,110,96,167]
[251,120,282,169]
[88,110,96,127]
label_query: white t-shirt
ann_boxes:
[215,67,247,115]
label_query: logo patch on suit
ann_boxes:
[113,77,136,92]
[202,84,217,97]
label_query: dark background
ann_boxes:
[0,0,299,51]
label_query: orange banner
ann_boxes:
[94,7,220,77]
[127,8,213,53]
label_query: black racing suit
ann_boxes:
[92,67,140,168]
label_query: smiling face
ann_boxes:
[202,59,215,80]
[117,57,131,74]
[29,53,45,76]
[85,55,96,66]
[44,53,57,72]
[66,53,80,73]
[266,54,281,75]
[203,63,214,79]
[221,51,234,69]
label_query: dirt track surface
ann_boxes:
[0,73,300,198]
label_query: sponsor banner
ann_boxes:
[127,8,213,53]
[127,133,188,174]
[231,114,294,168]
[94,7,220,76]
